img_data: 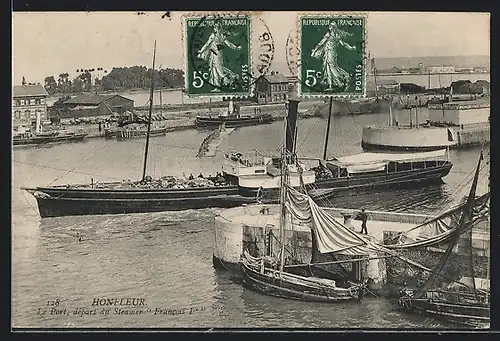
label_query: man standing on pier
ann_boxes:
[356,208,369,235]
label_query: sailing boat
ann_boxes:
[390,152,490,328]
[22,41,241,218]
[239,98,392,303]
[104,71,168,140]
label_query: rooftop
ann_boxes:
[261,74,290,84]
[70,105,101,110]
[13,84,49,98]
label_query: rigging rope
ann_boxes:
[48,140,114,185]
[13,160,126,181]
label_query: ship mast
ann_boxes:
[279,97,300,273]
[371,52,378,98]
[388,100,393,127]
[142,40,157,181]
[322,97,333,160]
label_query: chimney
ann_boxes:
[285,93,300,164]
[22,77,26,86]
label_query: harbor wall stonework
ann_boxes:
[454,125,490,147]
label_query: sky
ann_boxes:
[12,11,490,85]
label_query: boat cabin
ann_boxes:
[310,149,450,180]
[223,151,314,177]
[223,151,273,178]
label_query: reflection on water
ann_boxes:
[12,113,489,328]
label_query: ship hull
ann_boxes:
[32,194,246,218]
[23,185,242,218]
[13,133,88,146]
[235,163,453,198]
[241,260,359,303]
[362,141,453,152]
[213,256,243,277]
[104,127,168,140]
[195,114,274,128]
[400,298,490,328]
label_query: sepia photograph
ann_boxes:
[12,11,490,330]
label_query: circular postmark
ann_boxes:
[251,15,276,85]
[285,28,300,78]
[187,13,274,97]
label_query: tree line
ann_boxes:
[43,66,185,95]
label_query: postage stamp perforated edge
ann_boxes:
[297,12,368,99]
[181,11,254,99]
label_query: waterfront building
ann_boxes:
[455,67,474,74]
[418,63,424,74]
[255,72,290,104]
[427,65,456,74]
[371,79,399,95]
[473,67,488,73]
[475,80,490,96]
[61,93,134,119]
[12,84,49,133]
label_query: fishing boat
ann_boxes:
[103,124,168,140]
[22,41,243,218]
[388,152,490,328]
[222,96,453,200]
[195,99,274,128]
[239,97,396,303]
[13,111,87,147]
[13,130,88,147]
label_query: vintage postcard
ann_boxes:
[12,11,490,331]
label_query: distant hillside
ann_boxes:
[374,55,490,70]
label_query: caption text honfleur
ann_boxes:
[37,298,206,317]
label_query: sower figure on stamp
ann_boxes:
[197,20,242,92]
[310,21,356,90]
[355,208,369,235]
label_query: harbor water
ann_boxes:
[12,113,489,328]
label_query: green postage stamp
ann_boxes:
[184,14,252,97]
[299,14,366,98]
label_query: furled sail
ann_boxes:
[386,192,490,249]
[285,185,387,256]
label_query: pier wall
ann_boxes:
[452,124,490,148]
[429,107,489,126]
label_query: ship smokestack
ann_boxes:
[285,98,300,164]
